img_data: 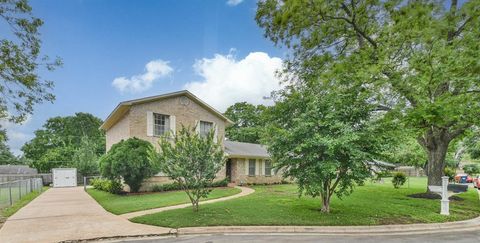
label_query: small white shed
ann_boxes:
[52,168,77,187]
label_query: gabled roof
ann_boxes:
[100,90,234,130]
[224,140,270,158]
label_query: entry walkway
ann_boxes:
[120,186,255,219]
[0,187,171,243]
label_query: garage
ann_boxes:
[52,168,77,187]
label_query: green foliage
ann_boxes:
[0,0,62,124]
[150,178,229,193]
[21,112,105,172]
[256,0,480,188]
[90,178,122,194]
[99,138,155,193]
[380,134,426,168]
[392,172,407,189]
[444,167,456,181]
[464,128,480,159]
[151,126,225,211]
[0,137,19,164]
[72,136,99,177]
[463,164,480,175]
[264,82,388,213]
[224,102,267,143]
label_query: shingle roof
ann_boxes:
[224,140,270,158]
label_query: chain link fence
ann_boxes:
[0,178,43,208]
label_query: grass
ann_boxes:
[130,177,480,228]
[87,187,242,215]
[1,187,48,218]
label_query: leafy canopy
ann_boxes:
[264,80,389,213]
[72,136,100,177]
[0,0,62,124]
[224,102,267,143]
[256,0,480,187]
[22,112,105,172]
[150,126,225,211]
[99,137,156,193]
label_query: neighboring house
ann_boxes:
[100,90,283,190]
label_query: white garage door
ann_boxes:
[52,168,77,187]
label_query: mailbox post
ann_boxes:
[428,176,451,216]
[440,176,449,215]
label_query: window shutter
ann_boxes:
[245,159,249,175]
[195,120,200,134]
[213,122,218,143]
[147,111,154,136]
[170,115,176,136]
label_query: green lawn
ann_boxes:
[87,187,242,215]
[1,187,48,218]
[131,177,480,228]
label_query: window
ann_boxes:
[154,113,170,136]
[264,160,272,176]
[199,121,213,138]
[248,159,256,176]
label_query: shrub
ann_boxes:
[90,178,123,194]
[444,167,456,181]
[99,138,157,192]
[392,172,407,189]
[463,164,480,175]
[150,178,229,192]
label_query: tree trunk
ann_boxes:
[420,128,451,190]
[321,194,331,213]
[192,200,199,212]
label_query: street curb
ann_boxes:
[174,216,480,236]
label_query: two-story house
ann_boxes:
[100,90,283,190]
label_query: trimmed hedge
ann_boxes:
[150,178,229,192]
[90,178,123,194]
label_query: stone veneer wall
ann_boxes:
[230,158,284,184]
[105,95,228,192]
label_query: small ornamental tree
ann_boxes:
[99,138,156,193]
[265,83,388,213]
[72,136,99,177]
[150,126,224,212]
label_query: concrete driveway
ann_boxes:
[0,187,171,243]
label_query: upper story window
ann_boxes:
[264,160,272,176]
[154,113,170,136]
[248,159,256,176]
[199,121,213,138]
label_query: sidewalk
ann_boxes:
[0,187,172,243]
[121,186,255,219]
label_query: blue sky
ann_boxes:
[3,0,286,155]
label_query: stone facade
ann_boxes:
[103,91,284,191]
[105,111,130,151]
[228,158,284,184]
[105,95,226,151]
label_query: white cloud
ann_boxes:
[226,0,244,6]
[112,59,173,93]
[0,117,33,156]
[184,51,283,112]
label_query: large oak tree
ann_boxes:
[256,0,480,188]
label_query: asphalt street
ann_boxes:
[113,230,480,243]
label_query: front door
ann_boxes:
[226,159,232,182]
